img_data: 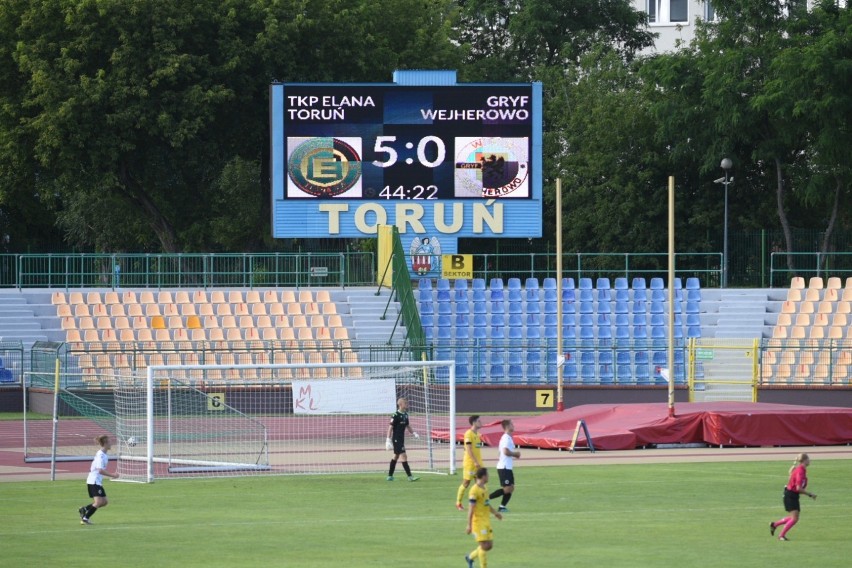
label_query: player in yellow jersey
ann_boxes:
[465,467,502,568]
[456,415,484,510]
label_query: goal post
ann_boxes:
[117,360,455,482]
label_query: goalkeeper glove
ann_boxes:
[413,432,420,439]
[385,438,393,451]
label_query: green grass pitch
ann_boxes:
[2,460,851,567]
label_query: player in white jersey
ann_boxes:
[78,435,119,525]
[489,420,521,513]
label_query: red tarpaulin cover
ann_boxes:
[434,402,852,451]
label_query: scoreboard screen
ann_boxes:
[270,80,542,240]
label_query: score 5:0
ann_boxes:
[371,136,447,168]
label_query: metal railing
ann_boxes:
[6,252,376,289]
[769,252,852,288]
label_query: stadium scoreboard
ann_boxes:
[270,78,542,244]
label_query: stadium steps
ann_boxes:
[342,287,400,343]
[710,289,771,339]
[0,290,52,346]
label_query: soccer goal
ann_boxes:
[116,359,456,482]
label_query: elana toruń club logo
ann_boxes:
[287,137,363,198]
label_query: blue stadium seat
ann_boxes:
[579,288,594,302]
[562,325,576,339]
[596,289,611,303]
[598,325,613,347]
[650,301,664,314]
[526,299,540,314]
[437,327,452,340]
[455,313,470,327]
[673,301,682,314]
[455,279,468,291]
[562,288,576,302]
[543,277,557,290]
[687,326,702,338]
[472,278,486,291]
[563,277,575,289]
[635,350,649,365]
[632,277,646,290]
[436,348,451,360]
[579,301,594,314]
[615,313,629,327]
[491,301,505,314]
[543,324,557,339]
[674,364,686,385]
[687,289,702,302]
[490,326,505,339]
[423,326,434,340]
[490,350,506,365]
[544,289,557,302]
[581,364,596,383]
[633,300,647,314]
[527,325,541,339]
[473,313,487,326]
[508,288,522,302]
[472,289,486,302]
[437,278,450,291]
[454,287,468,302]
[615,326,630,340]
[490,313,505,327]
[597,313,611,326]
[686,302,700,314]
[418,279,432,291]
[616,351,632,365]
[419,301,433,315]
[526,288,540,302]
[633,325,647,339]
[508,278,521,290]
[508,313,523,327]
[579,277,593,290]
[673,277,683,290]
[528,313,542,326]
[563,300,576,314]
[455,300,470,315]
[525,277,539,290]
[651,289,666,302]
[509,364,525,382]
[635,364,650,384]
[615,301,629,314]
[598,351,614,365]
[490,288,505,301]
[490,364,505,382]
[455,364,470,381]
[652,351,666,366]
[633,288,648,302]
[564,362,578,382]
[674,350,685,365]
[508,325,523,339]
[421,313,434,327]
[579,314,594,327]
[686,277,700,290]
[418,289,432,302]
[580,351,595,365]
[686,313,700,327]
[615,288,630,302]
[632,313,647,326]
[650,277,664,290]
[615,277,628,290]
[673,326,683,339]
[579,326,595,347]
[596,277,611,290]
[437,314,452,327]
[616,364,632,383]
[650,314,665,327]
[508,302,523,314]
[561,313,575,327]
[438,301,452,315]
[545,301,558,314]
[599,364,614,384]
[598,300,612,314]
[437,289,451,302]
[490,278,504,290]
[473,326,487,339]
[456,326,470,340]
[473,301,487,314]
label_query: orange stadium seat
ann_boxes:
[132,316,148,329]
[186,315,201,329]
[198,304,214,316]
[180,304,197,316]
[69,292,84,305]
[274,315,289,328]
[291,315,307,328]
[78,317,95,330]
[298,291,313,303]
[122,291,138,304]
[304,302,320,316]
[127,304,144,317]
[157,291,173,304]
[316,290,331,303]
[109,304,126,317]
[56,304,72,318]
[221,315,237,329]
[245,290,261,304]
[251,303,267,316]
[163,304,179,317]
[139,291,155,304]
[809,277,824,289]
[228,291,243,304]
[119,329,135,342]
[804,288,820,302]
[261,328,277,341]
[286,303,302,316]
[151,316,166,329]
[114,317,130,330]
[168,316,183,329]
[790,277,805,289]
[145,304,162,317]
[263,290,279,303]
[175,291,191,304]
[210,291,226,304]
[74,304,91,317]
[823,288,838,302]
[799,301,814,314]
[104,292,120,305]
[216,303,232,316]
[86,292,103,305]
[193,290,208,304]
[268,303,285,316]
[51,292,67,305]
[234,303,249,316]
[321,303,337,315]
[786,289,802,302]
[794,314,810,327]
[280,291,296,303]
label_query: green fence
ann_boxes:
[6,252,376,289]
[770,252,852,288]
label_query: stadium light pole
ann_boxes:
[714,159,734,288]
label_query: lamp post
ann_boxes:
[714,159,733,287]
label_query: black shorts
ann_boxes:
[783,488,800,512]
[497,468,515,487]
[392,439,406,455]
[87,484,106,499]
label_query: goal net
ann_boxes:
[116,360,455,482]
